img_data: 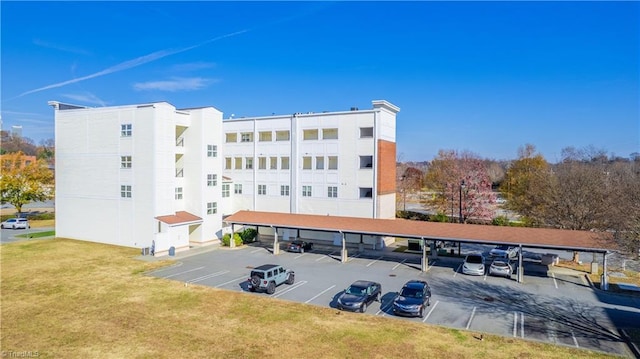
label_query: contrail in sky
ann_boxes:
[19,29,250,97]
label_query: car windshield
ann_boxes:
[400,287,422,298]
[466,255,483,264]
[494,245,509,251]
[492,261,509,267]
[346,286,366,296]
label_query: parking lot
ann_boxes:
[148,242,640,357]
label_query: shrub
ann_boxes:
[492,216,510,226]
[239,228,258,243]
[430,212,449,223]
[221,233,243,247]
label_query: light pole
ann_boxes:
[459,180,466,223]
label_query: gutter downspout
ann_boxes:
[372,110,378,219]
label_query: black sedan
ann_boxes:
[392,280,432,317]
[336,280,381,313]
[286,240,313,253]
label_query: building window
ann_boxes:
[259,131,272,142]
[328,156,338,170]
[281,185,290,196]
[360,127,373,138]
[303,129,318,140]
[222,184,230,198]
[175,187,183,200]
[258,157,267,170]
[207,145,217,157]
[121,156,132,168]
[207,174,217,186]
[245,157,253,169]
[225,133,237,143]
[323,128,338,140]
[302,185,312,197]
[328,186,338,198]
[121,124,132,137]
[234,157,242,170]
[303,156,312,170]
[207,202,217,215]
[241,132,253,142]
[360,155,373,168]
[120,185,132,198]
[276,130,290,141]
[359,187,373,198]
[234,184,243,194]
[316,156,324,170]
[258,184,266,195]
[270,157,277,170]
[281,157,290,170]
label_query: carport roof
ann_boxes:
[224,210,614,252]
[156,211,202,226]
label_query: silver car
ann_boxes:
[489,259,513,278]
[1,218,30,229]
[462,254,485,275]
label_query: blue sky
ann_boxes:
[1,1,638,162]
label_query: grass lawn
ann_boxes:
[0,238,622,359]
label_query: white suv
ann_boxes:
[1,218,30,229]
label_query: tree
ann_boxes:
[397,166,424,211]
[424,150,496,222]
[500,144,551,225]
[0,152,54,214]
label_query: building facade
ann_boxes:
[50,100,399,255]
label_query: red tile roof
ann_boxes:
[156,211,202,225]
[224,210,614,252]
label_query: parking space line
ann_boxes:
[162,266,205,278]
[272,281,308,298]
[392,259,407,270]
[250,248,263,254]
[376,301,394,316]
[214,275,248,288]
[453,263,462,277]
[571,330,579,348]
[147,261,183,274]
[304,285,336,303]
[316,251,337,261]
[348,253,362,262]
[366,256,384,267]
[427,259,436,271]
[423,300,439,322]
[466,306,477,330]
[294,253,307,259]
[520,312,524,338]
[551,273,558,289]
[187,270,230,284]
[513,312,518,337]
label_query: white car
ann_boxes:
[1,218,30,229]
[489,245,518,259]
[462,254,485,276]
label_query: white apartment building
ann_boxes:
[221,100,399,220]
[50,100,399,255]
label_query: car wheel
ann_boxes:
[286,273,295,285]
[266,281,276,295]
[360,302,367,313]
[375,292,380,302]
[427,297,431,306]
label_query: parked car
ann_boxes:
[1,218,30,229]
[336,280,381,313]
[489,259,513,278]
[287,240,313,253]
[489,245,518,260]
[392,280,432,317]
[462,254,485,276]
[247,264,295,294]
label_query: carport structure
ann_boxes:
[224,210,616,290]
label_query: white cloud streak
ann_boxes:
[19,29,249,97]
[61,92,107,106]
[133,77,217,92]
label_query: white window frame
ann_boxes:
[234,184,243,194]
[241,132,253,142]
[120,185,132,198]
[207,144,217,157]
[281,185,290,196]
[322,128,338,140]
[121,124,132,137]
[328,156,338,170]
[302,185,312,197]
[258,184,267,195]
[207,174,217,187]
[328,186,338,198]
[175,187,183,200]
[207,202,217,215]
[222,184,230,198]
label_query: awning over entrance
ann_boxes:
[224,210,615,253]
[155,211,202,226]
